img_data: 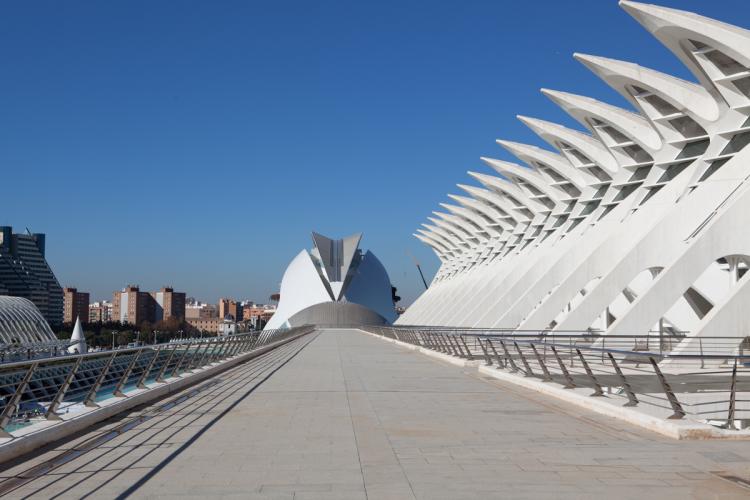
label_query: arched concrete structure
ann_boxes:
[399,2,750,357]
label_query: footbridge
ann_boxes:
[1,328,750,498]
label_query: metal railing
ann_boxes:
[0,326,315,437]
[363,326,750,430]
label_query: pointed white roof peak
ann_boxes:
[516,115,619,175]
[541,88,662,151]
[68,316,87,354]
[620,1,750,76]
[573,52,720,122]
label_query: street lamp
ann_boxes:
[111,331,118,350]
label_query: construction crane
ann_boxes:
[407,250,429,290]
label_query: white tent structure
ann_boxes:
[265,233,397,329]
[399,2,750,354]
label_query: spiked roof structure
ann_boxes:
[400,1,750,355]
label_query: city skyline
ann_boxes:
[3,0,749,306]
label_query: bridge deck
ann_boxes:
[1,329,749,499]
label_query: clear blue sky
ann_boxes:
[1,0,746,305]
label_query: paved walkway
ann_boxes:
[2,329,750,499]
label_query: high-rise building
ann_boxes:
[218,298,242,321]
[63,287,89,324]
[150,287,186,322]
[112,286,152,326]
[0,226,63,325]
[113,286,187,326]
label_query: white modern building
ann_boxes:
[0,296,58,345]
[399,1,750,354]
[265,233,397,329]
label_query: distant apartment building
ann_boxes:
[186,303,218,320]
[218,298,242,321]
[186,317,221,333]
[186,316,236,336]
[112,286,152,326]
[113,286,187,326]
[88,301,113,323]
[242,303,276,327]
[63,287,89,324]
[150,287,186,322]
[0,226,63,324]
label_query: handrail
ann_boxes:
[0,326,316,437]
[362,325,750,431]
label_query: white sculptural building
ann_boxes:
[265,233,397,329]
[398,1,750,354]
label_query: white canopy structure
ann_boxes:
[400,1,750,354]
[0,296,57,345]
[265,233,397,329]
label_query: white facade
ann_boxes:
[400,2,750,353]
[265,233,397,329]
[0,296,57,344]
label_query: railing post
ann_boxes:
[487,339,505,368]
[649,357,685,419]
[155,345,179,383]
[724,358,738,429]
[513,342,534,377]
[234,337,251,356]
[232,336,246,356]
[221,337,236,359]
[425,332,437,350]
[550,346,575,389]
[441,334,454,355]
[576,349,604,396]
[113,349,144,397]
[436,334,449,354]
[193,340,214,370]
[222,337,237,358]
[137,347,162,389]
[449,336,464,357]
[46,357,83,419]
[231,336,246,356]
[530,344,552,382]
[249,332,262,350]
[446,335,458,356]
[459,336,474,360]
[498,340,519,372]
[84,353,117,407]
[216,337,230,359]
[478,338,492,365]
[607,353,638,406]
[210,338,227,362]
[445,334,456,354]
[0,363,39,436]
[171,343,193,378]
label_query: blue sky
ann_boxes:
[1,0,747,305]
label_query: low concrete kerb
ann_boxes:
[359,329,750,441]
[0,329,315,464]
